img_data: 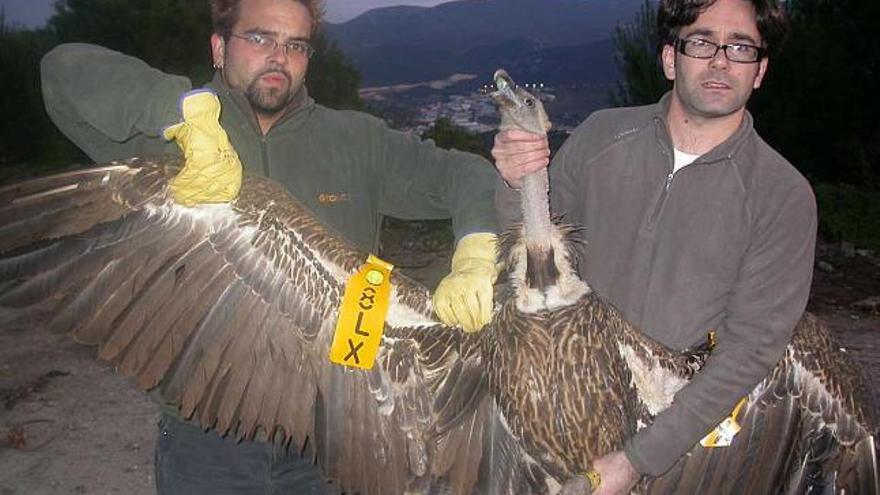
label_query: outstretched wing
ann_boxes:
[0,157,490,495]
[645,313,879,495]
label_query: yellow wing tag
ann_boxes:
[329,255,394,370]
[700,397,747,448]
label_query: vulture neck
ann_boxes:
[520,164,559,289]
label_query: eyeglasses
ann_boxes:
[674,38,765,63]
[230,33,315,59]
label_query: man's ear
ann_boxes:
[661,44,676,81]
[211,33,226,69]
[753,56,769,89]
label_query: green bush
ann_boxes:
[813,182,880,252]
[0,21,84,169]
[422,118,490,159]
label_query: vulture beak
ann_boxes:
[491,69,520,108]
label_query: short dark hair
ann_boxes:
[210,0,325,38]
[657,0,788,56]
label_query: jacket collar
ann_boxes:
[652,91,755,165]
[209,71,315,134]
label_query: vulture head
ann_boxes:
[491,69,551,135]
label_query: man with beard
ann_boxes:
[492,0,816,494]
[41,0,498,493]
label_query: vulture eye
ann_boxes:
[525,98,535,107]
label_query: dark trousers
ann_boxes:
[155,412,340,495]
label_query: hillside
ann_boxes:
[325,0,643,86]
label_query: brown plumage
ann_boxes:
[0,72,877,494]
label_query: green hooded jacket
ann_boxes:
[41,43,498,254]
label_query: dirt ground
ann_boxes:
[1,222,878,495]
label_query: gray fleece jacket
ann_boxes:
[497,93,817,476]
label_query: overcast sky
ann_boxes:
[0,0,451,28]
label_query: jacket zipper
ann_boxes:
[649,147,675,225]
[260,136,270,178]
[649,172,674,224]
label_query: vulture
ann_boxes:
[0,69,877,495]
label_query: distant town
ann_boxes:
[360,76,614,137]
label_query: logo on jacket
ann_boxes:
[317,192,350,204]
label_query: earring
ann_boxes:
[213,61,223,69]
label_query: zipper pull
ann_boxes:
[665,172,674,191]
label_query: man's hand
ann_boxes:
[491,129,550,188]
[559,472,595,495]
[592,451,640,495]
[163,90,242,206]
[559,451,640,495]
[433,233,498,333]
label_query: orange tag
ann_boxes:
[329,255,394,370]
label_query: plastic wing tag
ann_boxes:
[700,397,747,448]
[329,255,394,370]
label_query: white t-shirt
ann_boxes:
[673,148,700,173]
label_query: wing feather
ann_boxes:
[211,294,270,433]
[237,311,286,439]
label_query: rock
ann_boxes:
[817,261,835,273]
[815,240,830,258]
[841,241,856,257]
[856,249,875,258]
[852,296,880,315]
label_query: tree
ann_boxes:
[611,0,669,107]
[49,0,214,84]
[750,0,880,185]
[422,118,490,159]
[306,34,363,110]
[0,20,84,170]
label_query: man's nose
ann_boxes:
[709,47,731,70]
[267,43,290,63]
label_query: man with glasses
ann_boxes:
[41,0,498,493]
[493,0,816,493]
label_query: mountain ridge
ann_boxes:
[325,0,643,86]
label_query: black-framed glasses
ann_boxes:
[674,38,765,63]
[230,33,315,59]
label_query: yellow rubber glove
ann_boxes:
[162,90,242,206]
[433,232,498,332]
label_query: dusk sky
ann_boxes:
[0,0,451,28]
